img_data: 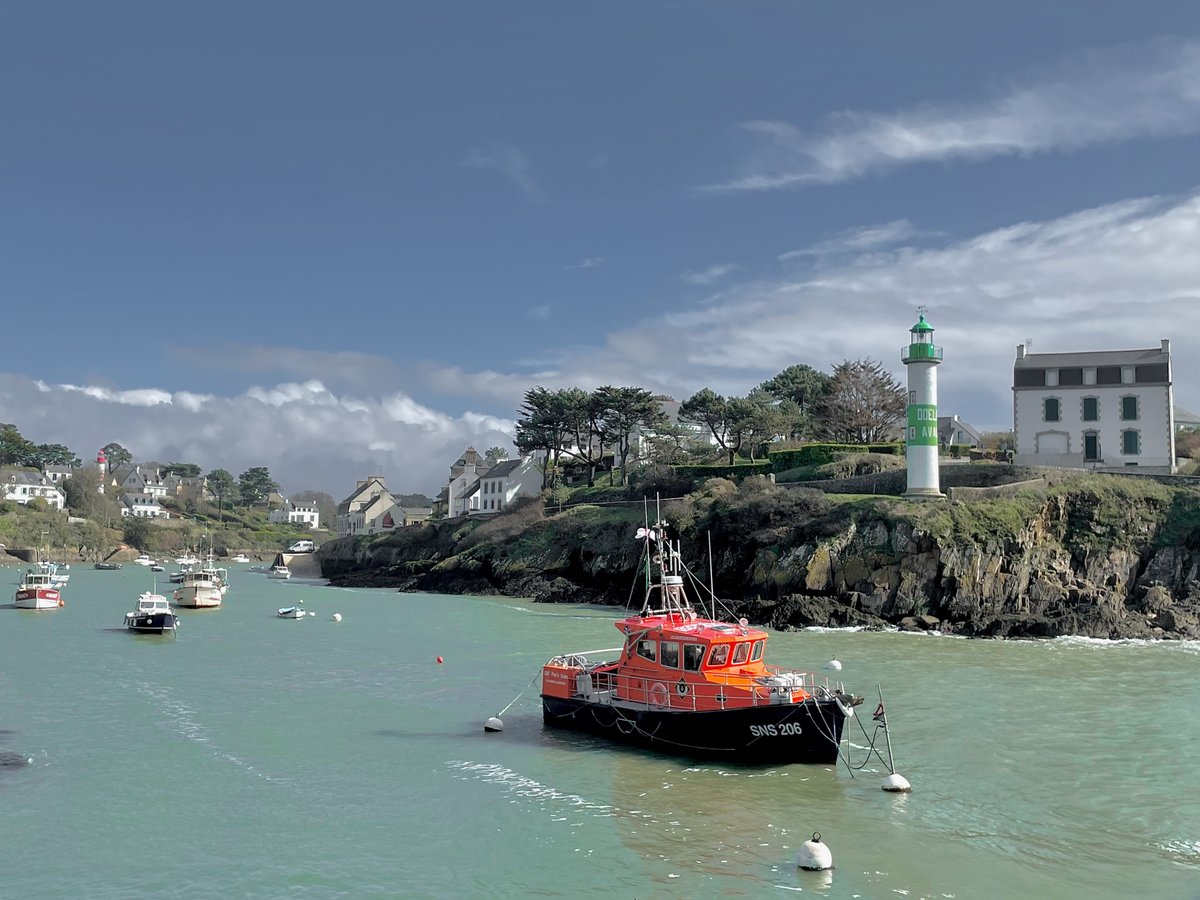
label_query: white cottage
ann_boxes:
[1013,340,1176,472]
[268,499,320,530]
[473,457,541,515]
[2,470,66,510]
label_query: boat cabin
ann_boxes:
[135,593,171,614]
[19,571,55,588]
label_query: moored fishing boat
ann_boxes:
[267,565,291,580]
[15,569,63,609]
[540,517,860,764]
[172,568,223,609]
[124,591,178,634]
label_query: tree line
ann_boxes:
[514,358,906,485]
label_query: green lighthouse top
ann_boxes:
[902,312,942,364]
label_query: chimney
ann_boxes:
[1161,339,1171,353]
[1015,343,1026,360]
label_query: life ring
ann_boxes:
[649,682,669,708]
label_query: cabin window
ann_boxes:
[750,639,764,662]
[683,644,705,672]
[731,642,750,665]
[660,641,680,669]
[708,644,729,667]
[636,639,657,663]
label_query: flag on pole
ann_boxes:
[873,702,886,721]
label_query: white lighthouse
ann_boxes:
[901,311,944,499]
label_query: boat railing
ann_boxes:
[546,653,842,711]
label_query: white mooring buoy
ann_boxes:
[332,613,342,623]
[825,659,842,671]
[796,832,832,871]
[882,772,912,793]
[484,717,504,733]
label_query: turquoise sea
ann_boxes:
[1,564,1197,899]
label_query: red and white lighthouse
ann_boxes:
[96,449,107,493]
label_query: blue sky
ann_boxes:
[4,2,1200,495]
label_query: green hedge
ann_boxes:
[672,461,774,481]
[767,443,903,471]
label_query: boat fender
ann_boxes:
[650,682,669,708]
[58,598,64,607]
[797,832,832,871]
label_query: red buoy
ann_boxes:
[436,656,444,664]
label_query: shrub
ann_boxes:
[671,461,772,481]
[768,443,902,472]
[626,465,697,500]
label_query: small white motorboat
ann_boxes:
[277,605,308,619]
[268,565,292,580]
[133,554,155,567]
[125,592,179,634]
[231,554,250,563]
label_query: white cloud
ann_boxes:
[704,38,1200,191]
[682,263,738,285]
[780,220,921,260]
[0,377,515,497]
[566,257,605,270]
[527,304,552,320]
[463,142,546,200]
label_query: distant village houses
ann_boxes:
[336,476,432,537]
[431,446,541,519]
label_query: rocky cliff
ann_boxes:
[319,473,1200,640]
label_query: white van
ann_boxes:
[287,540,315,553]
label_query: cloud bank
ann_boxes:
[4,378,514,498]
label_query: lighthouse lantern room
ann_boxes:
[901,310,945,499]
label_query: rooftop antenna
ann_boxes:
[916,303,928,318]
[1025,337,1033,351]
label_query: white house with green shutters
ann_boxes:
[1013,339,1176,472]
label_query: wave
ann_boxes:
[1049,635,1200,655]
[136,682,292,785]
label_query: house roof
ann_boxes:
[2,469,58,487]
[1175,404,1200,427]
[481,458,523,479]
[337,476,388,514]
[1014,344,1169,368]
[937,416,984,444]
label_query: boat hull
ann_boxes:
[541,695,846,764]
[172,586,222,608]
[125,612,179,634]
[15,588,62,609]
